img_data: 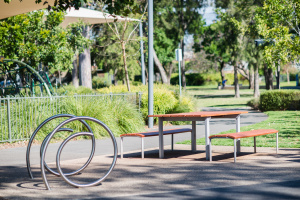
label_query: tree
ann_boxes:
[0,10,89,78]
[213,0,263,98]
[195,21,230,83]
[95,1,147,91]
[92,22,142,87]
[1,11,81,70]
[153,0,205,87]
[255,0,300,89]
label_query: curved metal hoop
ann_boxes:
[26,114,94,179]
[40,116,118,190]
[56,132,98,187]
[40,129,96,177]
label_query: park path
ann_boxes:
[0,107,267,167]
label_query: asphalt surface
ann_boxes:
[1,108,300,199]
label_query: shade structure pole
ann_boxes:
[148,0,154,128]
[139,22,146,85]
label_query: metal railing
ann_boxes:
[0,92,142,143]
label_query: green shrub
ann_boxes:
[247,98,260,110]
[33,96,145,140]
[259,90,300,111]
[56,85,94,95]
[97,84,196,124]
[92,76,110,89]
[171,73,205,86]
[170,72,249,86]
[140,87,178,124]
[202,73,222,85]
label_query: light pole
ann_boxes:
[139,22,146,85]
[148,0,154,128]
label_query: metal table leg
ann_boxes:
[236,115,241,153]
[191,121,197,152]
[159,117,164,158]
[205,117,211,160]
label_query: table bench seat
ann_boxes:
[209,129,279,163]
[120,128,192,159]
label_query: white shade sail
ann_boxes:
[61,7,139,28]
[0,0,55,19]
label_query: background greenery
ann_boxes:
[97,84,196,124]
[180,111,300,148]
[181,84,300,148]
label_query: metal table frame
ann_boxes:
[152,112,246,160]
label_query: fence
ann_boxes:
[0,92,142,143]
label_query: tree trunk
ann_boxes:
[72,54,79,88]
[167,62,174,84]
[234,65,240,98]
[254,64,260,97]
[79,26,92,89]
[113,69,118,86]
[153,49,168,84]
[268,68,274,90]
[249,67,254,89]
[220,61,225,82]
[276,65,280,89]
[264,64,270,90]
[287,70,290,83]
[121,41,131,91]
[264,64,274,90]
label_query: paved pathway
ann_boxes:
[2,108,300,199]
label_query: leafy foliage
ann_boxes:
[0,10,89,72]
[97,84,196,124]
[255,0,300,67]
[259,90,300,111]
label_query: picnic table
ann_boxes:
[148,111,248,160]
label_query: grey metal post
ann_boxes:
[205,117,211,160]
[234,139,237,163]
[120,137,123,159]
[276,132,278,154]
[192,121,196,152]
[171,134,174,151]
[148,0,154,128]
[236,115,241,153]
[254,136,256,153]
[209,138,212,162]
[178,60,182,96]
[139,22,146,85]
[159,117,164,158]
[141,137,144,159]
[7,96,12,143]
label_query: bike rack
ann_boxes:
[26,114,118,190]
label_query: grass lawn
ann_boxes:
[186,85,257,109]
[179,111,300,148]
[182,83,300,148]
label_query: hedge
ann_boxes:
[170,72,249,86]
[259,90,300,111]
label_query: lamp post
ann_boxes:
[139,22,146,85]
[148,0,154,128]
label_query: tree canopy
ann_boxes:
[255,0,300,67]
[0,10,89,72]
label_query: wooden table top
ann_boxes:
[148,111,248,118]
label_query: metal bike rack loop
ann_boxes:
[26,115,118,190]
